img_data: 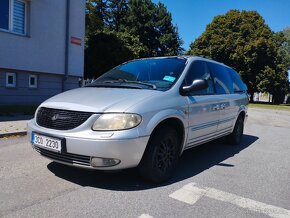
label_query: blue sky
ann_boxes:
[152,0,290,51]
[152,0,290,80]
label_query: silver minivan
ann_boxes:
[28,56,248,183]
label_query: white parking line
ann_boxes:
[169,183,290,218]
[138,214,154,218]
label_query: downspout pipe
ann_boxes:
[62,0,70,92]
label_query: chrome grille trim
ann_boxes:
[33,145,91,166]
[36,107,93,130]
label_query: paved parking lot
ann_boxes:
[0,108,289,218]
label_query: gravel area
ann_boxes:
[0,116,32,136]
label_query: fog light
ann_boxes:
[91,157,121,167]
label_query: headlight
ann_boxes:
[92,113,142,131]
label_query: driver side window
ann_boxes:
[184,61,214,95]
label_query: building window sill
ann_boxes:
[0,28,29,38]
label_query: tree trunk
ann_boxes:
[249,91,254,103]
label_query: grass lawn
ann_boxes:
[249,103,290,112]
[0,105,38,116]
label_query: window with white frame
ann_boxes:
[29,75,38,88]
[0,0,27,35]
[6,72,16,88]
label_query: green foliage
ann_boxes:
[85,0,107,36]
[277,27,290,69]
[124,0,183,56]
[84,0,182,78]
[155,3,184,56]
[283,27,290,60]
[106,0,128,32]
[256,65,288,103]
[85,32,135,79]
[124,0,158,57]
[188,10,289,103]
[115,31,148,57]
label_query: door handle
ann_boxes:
[213,105,220,111]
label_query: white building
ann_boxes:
[0,0,86,105]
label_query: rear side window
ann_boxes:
[207,62,233,94]
[228,68,247,92]
[183,61,214,95]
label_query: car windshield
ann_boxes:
[88,57,187,91]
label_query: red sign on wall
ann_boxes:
[71,37,82,46]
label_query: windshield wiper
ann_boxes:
[104,79,157,90]
[85,83,142,89]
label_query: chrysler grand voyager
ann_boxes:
[28,56,248,183]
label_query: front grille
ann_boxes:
[34,146,91,166]
[36,107,93,130]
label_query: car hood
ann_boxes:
[40,87,161,113]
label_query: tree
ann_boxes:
[255,31,289,103]
[124,0,182,57]
[84,0,183,78]
[276,29,290,70]
[125,0,159,57]
[155,3,183,56]
[85,31,147,79]
[85,32,134,79]
[256,65,288,103]
[188,10,289,103]
[282,27,290,68]
[85,0,107,37]
[284,27,290,95]
[106,0,128,32]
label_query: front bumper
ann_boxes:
[27,119,149,170]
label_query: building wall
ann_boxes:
[0,0,85,105]
[0,0,85,76]
[0,70,80,105]
[68,0,86,77]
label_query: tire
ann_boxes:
[138,126,180,183]
[227,115,244,145]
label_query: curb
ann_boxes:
[0,131,27,138]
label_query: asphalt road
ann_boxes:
[0,108,290,218]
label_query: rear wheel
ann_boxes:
[138,126,180,183]
[227,115,244,145]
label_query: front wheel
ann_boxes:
[227,116,244,145]
[138,126,180,183]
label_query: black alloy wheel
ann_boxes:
[227,115,244,145]
[138,126,180,183]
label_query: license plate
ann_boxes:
[32,132,62,153]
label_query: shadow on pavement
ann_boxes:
[47,134,258,191]
[0,115,33,122]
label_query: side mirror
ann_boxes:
[181,79,208,96]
